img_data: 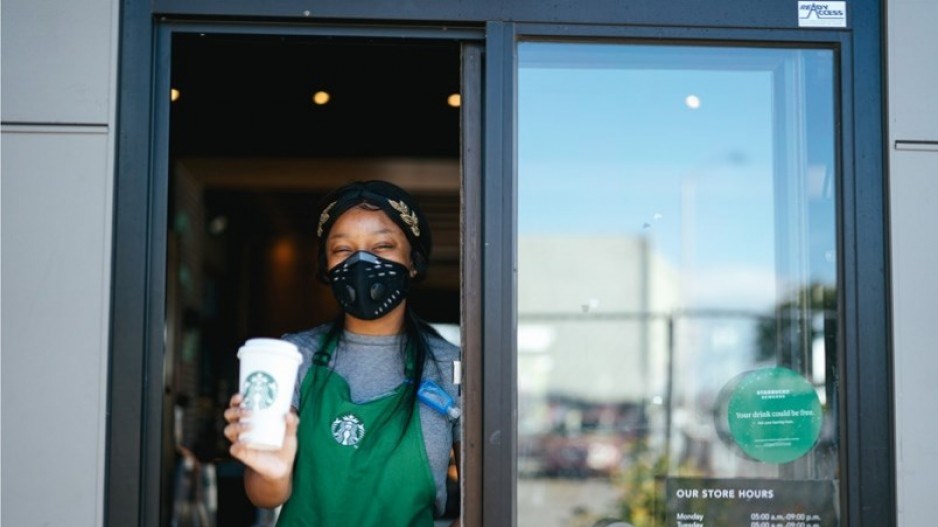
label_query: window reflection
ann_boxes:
[517,42,837,527]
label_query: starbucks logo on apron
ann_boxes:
[242,371,278,410]
[331,414,366,447]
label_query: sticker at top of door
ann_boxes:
[798,1,847,28]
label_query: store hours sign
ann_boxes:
[666,478,838,527]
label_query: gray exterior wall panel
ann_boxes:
[888,0,938,524]
[888,0,938,142]
[1,0,118,523]
[0,128,113,527]
[1,0,115,124]
[889,148,938,527]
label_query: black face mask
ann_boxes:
[328,251,410,320]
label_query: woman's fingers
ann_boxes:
[223,404,251,424]
[224,394,243,421]
[229,440,294,480]
[222,394,251,442]
[224,406,298,481]
[223,420,251,443]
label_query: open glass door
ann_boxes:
[516,42,838,527]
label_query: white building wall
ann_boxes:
[518,236,678,402]
[887,0,938,525]
[0,0,118,525]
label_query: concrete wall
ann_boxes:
[887,0,938,525]
[0,0,119,525]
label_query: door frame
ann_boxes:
[478,20,892,527]
[108,18,484,527]
[110,5,891,527]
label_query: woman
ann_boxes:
[224,180,461,526]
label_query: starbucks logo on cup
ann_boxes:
[331,414,366,447]
[242,371,278,410]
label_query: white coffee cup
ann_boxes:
[237,338,302,450]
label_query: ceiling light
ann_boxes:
[208,215,228,235]
[170,88,181,102]
[447,93,461,108]
[312,91,330,105]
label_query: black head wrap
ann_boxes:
[315,180,432,283]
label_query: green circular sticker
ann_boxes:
[726,367,822,463]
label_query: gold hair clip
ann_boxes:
[317,201,336,237]
[388,199,420,237]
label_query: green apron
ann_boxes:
[276,337,437,527]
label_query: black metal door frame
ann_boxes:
[108,17,483,527]
[479,19,891,526]
[110,1,890,525]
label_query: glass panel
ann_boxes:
[517,42,838,527]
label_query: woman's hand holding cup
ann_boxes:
[225,337,302,482]
[224,393,299,481]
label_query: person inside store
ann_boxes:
[223,180,462,526]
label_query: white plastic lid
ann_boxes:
[237,338,302,364]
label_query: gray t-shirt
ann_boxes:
[283,325,461,516]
